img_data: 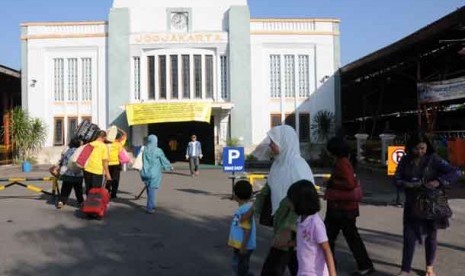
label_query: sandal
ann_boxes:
[425,266,436,276]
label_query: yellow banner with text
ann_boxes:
[126,102,212,126]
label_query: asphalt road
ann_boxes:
[0,165,464,276]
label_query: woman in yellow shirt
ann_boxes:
[107,128,127,199]
[84,130,112,194]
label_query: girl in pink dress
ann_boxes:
[287,180,337,276]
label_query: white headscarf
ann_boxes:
[267,125,315,215]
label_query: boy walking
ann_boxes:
[228,180,256,276]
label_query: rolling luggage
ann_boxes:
[81,186,110,219]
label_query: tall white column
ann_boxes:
[380,133,396,165]
[354,133,369,162]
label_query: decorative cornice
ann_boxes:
[251,31,339,36]
[21,33,107,40]
[251,18,340,23]
[21,21,107,27]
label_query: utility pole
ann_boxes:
[416,60,422,131]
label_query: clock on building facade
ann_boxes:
[171,12,188,32]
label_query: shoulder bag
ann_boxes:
[413,155,453,220]
[259,191,274,227]
[118,148,131,164]
[132,146,145,171]
[414,187,452,220]
[324,180,363,202]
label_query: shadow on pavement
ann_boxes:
[175,188,231,200]
[358,227,465,252]
[6,205,270,276]
[165,171,194,177]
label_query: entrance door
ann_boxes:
[148,117,214,164]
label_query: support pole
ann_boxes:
[417,60,422,131]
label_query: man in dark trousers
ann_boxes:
[185,134,203,176]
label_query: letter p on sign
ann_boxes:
[228,150,240,164]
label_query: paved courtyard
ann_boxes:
[0,164,464,275]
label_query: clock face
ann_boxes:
[171,12,188,31]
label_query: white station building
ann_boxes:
[21,0,340,163]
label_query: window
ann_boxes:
[159,55,167,99]
[148,56,155,99]
[284,55,295,97]
[270,54,312,98]
[53,57,93,102]
[220,55,228,99]
[205,55,214,99]
[298,55,310,97]
[81,117,91,123]
[285,113,296,129]
[270,55,281,98]
[67,58,78,101]
[54,118,64,146]
[146,52,215,100]
[133,57,141,100]
[81,58,92,101]
[54,58,64,101]
[270,114,281,128]
[170,55,178,99]
[68,117,78,142]
[299,113,310,142]
[182,55,190,99]
[194,55,202,98]
[281,113,311,142]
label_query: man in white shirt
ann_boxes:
[185,135,203,176]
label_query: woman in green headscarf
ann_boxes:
[140,134,173,213]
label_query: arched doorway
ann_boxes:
[148,117,214,164]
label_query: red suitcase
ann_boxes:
[81,187,110,219]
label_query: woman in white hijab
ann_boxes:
[256,125,315,276]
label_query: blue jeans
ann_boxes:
[146,187,158,211]
[232,249,253,276]
[189,157,200,175]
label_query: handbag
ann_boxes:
[413,154,453,220]
[414,187,452,220]
[118,149,131,164]
[258,186,274,227]
[324,180,363,202]
[69,144,85,167]
[76,144,94,168]
[132,146,145,171]
[49,165,60,177]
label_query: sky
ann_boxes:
[0,0,464,70]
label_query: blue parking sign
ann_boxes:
[222,147,245,172]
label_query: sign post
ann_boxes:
[222,147,245,199]
[387,146,406,176]
[388,146,406,205]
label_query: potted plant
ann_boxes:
[310,110,335,167]
[3,107,47,172]
[311,110,334,143]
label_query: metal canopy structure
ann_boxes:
[340,6,465,136]
[0,64,21,148]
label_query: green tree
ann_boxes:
[2,107,47,162]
